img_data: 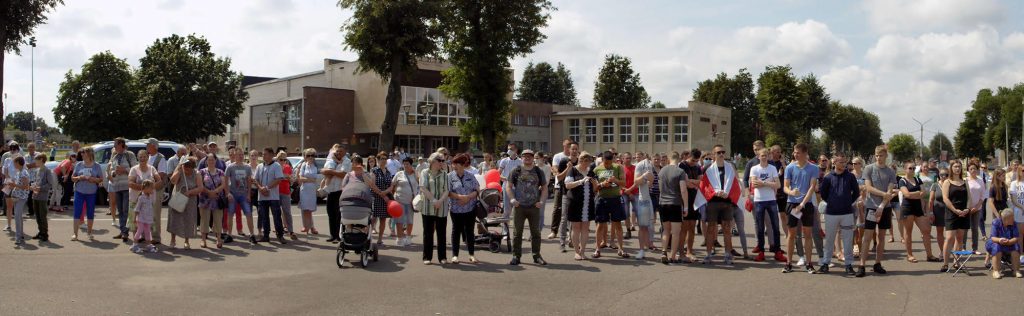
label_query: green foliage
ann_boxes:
[1,0,63,144]
[756,65,802,148]
[797,74,830,137]
[436,0,553,152]
[649,101,666,109]
[339,0,439,152]
[929,133,953,160]
[4,111,48,131]
[135,34,248,142]
[517,61,578,105]
[54,51,142,142]
[822,101,882,158]
[592,54,650,110]
[12,133,27,144]
[887,133,918,162]
[693,69,757,157]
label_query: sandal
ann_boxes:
[618,251,631,258]
[926,256,942,262]
[661,255,669,264]
[940,264,949,272]
[575,254,585,261]
[906,256,918,263]
[71,235,79,242]
[592,251,601,259]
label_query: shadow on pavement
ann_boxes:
[360,255,409,272]
[211,246,249,258]
[38,241,65,249]
[81,240,120,250]
[167,248,226,262]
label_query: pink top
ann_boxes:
[967,177,987,209]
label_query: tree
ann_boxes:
[693,69,757,157]
[796,74,830,142]
[1,0,63,144]
[517,61,578,105]
[887,133,918,163]
[55,51,141,142]
[822,101,882,158]
[650,101,666,109]
[5,111,47,131]
[755,65,802,147]
[928,133,953,160]
[339,0,439,153]
[592,54,650,110]
[437,0,553,153]
[135,35,248,142]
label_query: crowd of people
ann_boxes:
[2,137,1022,279]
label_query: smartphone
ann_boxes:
[866,209,877,222]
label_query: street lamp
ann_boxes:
[401,102,435,157]
[29,37,36,139]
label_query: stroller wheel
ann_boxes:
[372,248,379,262]
[336,249,347,268]
[489,241,500,253]
[360,251,370,268]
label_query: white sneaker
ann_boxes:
[130,244,140,253]
[452,256,460,264]
[111,221,118,227]
[147,245,158,253]
[796,256,806,266]
[2,226,9,232]
[405,237,412,246]
[1019,255,1024,265]
[636,250,645,260]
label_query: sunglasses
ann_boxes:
[940,174,949,177]
[716,151,726,155]
[851,162,861,165]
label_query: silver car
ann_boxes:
[46,140,184,205]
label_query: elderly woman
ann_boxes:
[71,148,104,241]
[128,150,160,242]
[167,158,203,249]
[200,154,228,248]
[448,153,480,264]
[987,209,1022,279]
[419,153,450,265]
[295,148,320,236]
[388,157,417,247]
[368,152,394,245]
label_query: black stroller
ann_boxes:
[335,183,379,268]
[474,187,511,253]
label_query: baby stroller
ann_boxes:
[474,187,510,253]
[335,184,379,268]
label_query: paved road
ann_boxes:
[1,202,1022,315]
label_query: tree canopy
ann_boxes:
[929,133,953,160]
[517,61,578,106]
[54,51,141,142]
[5,111,47,132]
[821,101,882,158]
[755,65,831,149]
[592,54,650,110]
[693,69,758,156]
[1,0,63,144]
[887,133,918,163]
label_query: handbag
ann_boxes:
[411,171,426,213]
[169,175,189,213]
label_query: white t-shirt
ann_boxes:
[551,152,568,188]
[498,157,523,180]
[749,164,779,202]
[323,156,352,193]
[1009,180,1024,223]
[634,159,653,202]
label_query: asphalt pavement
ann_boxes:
[1,201,1023,315]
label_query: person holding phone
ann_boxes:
[858,145,899,277]
[782,143,820,274]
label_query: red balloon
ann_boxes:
[484,169,501,185]
[486,182,502,192]
[387,200,404,218]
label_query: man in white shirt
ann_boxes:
[386,152,402,176]
[321,144,351,243]
[145,138,169,244]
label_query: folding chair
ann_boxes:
[949,250,974,277]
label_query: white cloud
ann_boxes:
[867,26,1007,83]
[709,20,851,75]
[863,0,1005,34]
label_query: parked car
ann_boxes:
[44,140,184,205]
[286,156,327,204]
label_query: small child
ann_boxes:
[131,180,158,253]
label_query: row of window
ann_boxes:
[510,141,550,153]
[512,114,551,127]
[568,116,689,144]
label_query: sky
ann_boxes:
[3,0,1024,142]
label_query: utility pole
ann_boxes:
[30,37,36,139]
[912,117,931,160]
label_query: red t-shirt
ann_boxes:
[624,164,637,195]
[278,163,292,194]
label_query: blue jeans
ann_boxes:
[115,190,130,235]
[754,201,781,252]
[229,193,252,216]
[257,200,284,239]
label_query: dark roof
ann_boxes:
[241,76,277,86]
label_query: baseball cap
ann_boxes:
[521,149,535,156]
[147,138,159,146]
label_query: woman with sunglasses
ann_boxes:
[927,168,949,257]
[899,162,936,263]
[296,148,320,236]
[167,158,203,249]
[941,161,972,272]
[419,153,450,265]
[71,148,104,241]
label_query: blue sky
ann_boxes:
[3,0,1023,143]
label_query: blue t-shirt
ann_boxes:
[254,161,285,201]
[73,162,105,195]
[784,162,820,204]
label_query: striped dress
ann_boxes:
[419,169,450,218]
[370,167,392,218]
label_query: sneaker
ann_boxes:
[702,255,712,264]
[1019,255,1024,265]
[130,244,140,253]
[806,264,817,274]
[845,265,856,276]
[560,243,567,253]
[624,231,632,239]
[855,266,866,278]
[452,256,460,264]
[817,265,830,274]
[992,271,1002,279]
[872,262,887,274]
[782,264,793,273]
[796,256,806,266]
[774,251,787,262]
[752,246,763,254]
[533,255,548,265]
[111,221,118,227]
[754,252,765,262]
[1016,272,1023,278]
[547,232,557,239]
[509,256,521,266]
[147,245,158,253]
[2,226,10,232]
[396,238,406,247]
[724,254,734,265]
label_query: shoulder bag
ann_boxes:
[169,174,190,213]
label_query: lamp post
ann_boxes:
[29,37,36,139]
[401,102,435,157]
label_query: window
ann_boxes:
[654,117,668,143]
[513,114,523,126]
[527,141,536,151]
[700,117,711,123]
[540,142,548,152]
[619,117,632,143]
[584,118,597,143]
[674,116,689,143]
[284,102,302,134]
[602,118,615,143]
[722,120,728,126]
[539,116,550,127]
[568,119,580,142]
[636,117,650,143]
[527,116,536,126]
[400,86,469,127]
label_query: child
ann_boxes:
[131,180,158,253]
[986,209,1022,279]
[30,153,52,242]
[9,156,31,246]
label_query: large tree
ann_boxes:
[54,51,141,142]
[888,133,918,163]
[928,133,953,160]
[135,34,247,142]
[338,0,439,153]
[1,0,62,144]
[796,74,830,142]
[5,111,47,131]
[592,54,650,110]
[755,65,802,147]
[436,0,553,153]
[517,61,578,105]
[693,69,757,156]
[822,101,882,157]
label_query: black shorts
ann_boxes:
[683,205,701,221]
[786,203,815,228]
[931,202,946,227]
[704,201,735,222]
[945,209,971,230]
[659,204,682,223]
[864,208,893,230]
[900,202,925,219]
[596,197,626,223]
